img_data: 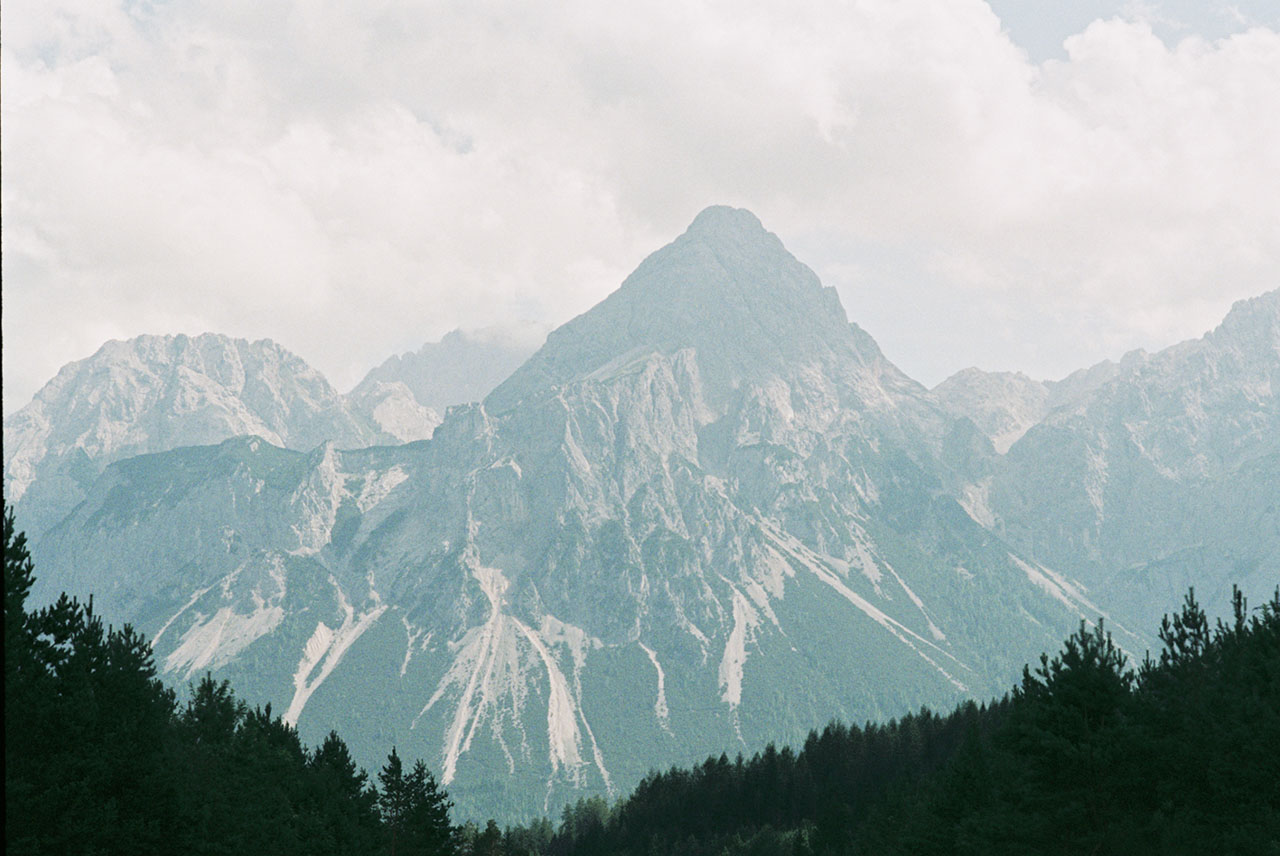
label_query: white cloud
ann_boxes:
[3,0,1278,412]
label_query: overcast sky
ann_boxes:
[3,0,1278,415]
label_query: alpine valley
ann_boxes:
[5,207,1277,821]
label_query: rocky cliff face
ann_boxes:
[933,355,1133,455]
[22,209,1138,821]
[934,369,1051,454]
[20,210,1275,824]
[980,289,1280,630]
[346,380,442,443]
[3,334,395,539]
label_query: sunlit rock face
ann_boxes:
[346,380,442,444]
[3,333,390,539]
[20,208,1276,823]
[983,289,1280,629]
[934,369,1051,455]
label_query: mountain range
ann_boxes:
[5,206,1276,821]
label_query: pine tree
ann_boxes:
[183,674,247,745]
[999,619,1139,853]
[472,819,504,856]
[379,749,455,854]
[3,508,38,682]
[5,507,47,854]
[5,507,178,854]
[406,759,456,855]
[309,731,382,854]
[380,747,413,855]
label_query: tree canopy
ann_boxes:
[4,507,455,856]
[7,505,1276,855]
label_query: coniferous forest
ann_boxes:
[5,507,1278,855]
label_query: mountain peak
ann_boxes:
[670,206,792,270]
[354,323,548,415]
[1209,288,1279,353]
[3,332,380,535]
[487,207,879,412]
[684,205,768,238]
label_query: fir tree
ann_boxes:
[380,749,455,855]
[407,759,456,855]
[380,747,413,855]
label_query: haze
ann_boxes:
[3,0,1278,414]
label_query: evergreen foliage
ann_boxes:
[379,748,456,855]
[498,586,1279,855]
[3,507,454,855]
[6,504,1276,854]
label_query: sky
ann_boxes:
[3,0,1278,415]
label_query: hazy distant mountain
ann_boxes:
[933,369,1050,454]
[3,333,383,539]
[354,323,549,416]
[933,357,1131,454]
[346,380,442,443]
[26,208,1125,821]
[979,289,1280,630]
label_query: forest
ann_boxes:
[6,507,1278,854]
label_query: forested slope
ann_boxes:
[505,586,1280,855]
[7,503,1276,855]
[4,509,451,856]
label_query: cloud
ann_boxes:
[3,0,1278,412]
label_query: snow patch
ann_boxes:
[414,557,610,801]
[847,527,884,591]
[152,581,218,648]
[511,618,590,786]
[419,561,512,784]
[742,579,782,629]
[300,622,336,677]
[1010,553,1090,613]
[667,582,711,659]
[401,616,426,677]
[1083,441,1110,520]
[488,457,523,479]
[539,614,599,672]
[758,544,795,599]
[1008,553,1144,655]
[884,563,946,642]
[159,555,289,677]
[959,478,996,529]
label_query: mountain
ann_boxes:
[23,208,1130,821]
[346,380,442,443]
[934,369,1050,454]
[933,358,1129,455]
[3,333,391,540]
[978,289,1280,630]
[354,323,549,417]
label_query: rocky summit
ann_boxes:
[3,333,406,541]
[7,208,1276,821]
[978,289,1280,630]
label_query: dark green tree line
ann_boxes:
[8,502,1276,855]
[4,507,456,855]
[497,586,1279,856]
